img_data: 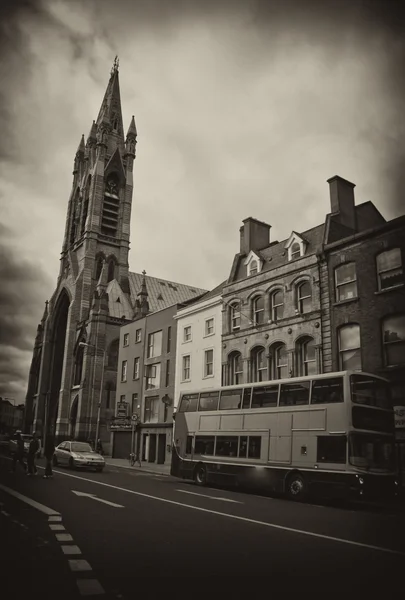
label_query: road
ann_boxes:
[1,454,405,596]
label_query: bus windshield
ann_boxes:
[349,433,395,472]
[350,374,391,409]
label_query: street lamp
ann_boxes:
[79,342,106,446]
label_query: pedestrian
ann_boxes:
[26,432,40,476]
[11,432,27,473]
[43,433,55,479]
[96,439,104,455]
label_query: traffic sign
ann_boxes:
[131,414,139,423]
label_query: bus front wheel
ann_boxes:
[194,464,207,486]
[286,472,306,501]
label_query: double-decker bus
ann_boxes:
[171,371,397,501]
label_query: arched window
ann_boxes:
[296,337,317,376]
[230,302,241,331]
[81,176,91,235]
[101,174,119,237]
[95,256,103,281]
[270,289,284,321]
[297,281,312,313]
[270,343,288,379]
[107,259,115,283]
[250,260,258,276]
[251,347,267,382]
[228,351,243,385]
[338,324,362,370]
[291,242,301,259]
[382,315,405,367]
[108,339,119,370]
[73,343,84,386]
[252,296,264,326]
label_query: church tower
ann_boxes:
[25,59,138,446]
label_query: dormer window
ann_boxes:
[244,251,263,277]
[285,232,307,261]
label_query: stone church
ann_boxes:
[24,60,206,449]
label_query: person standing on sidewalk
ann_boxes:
[43,433,55,479]
[26,432,40,476]
[11,432,27,473]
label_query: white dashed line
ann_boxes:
[61,545,82,555]
[76,579,105,596]
[176,489,243,503]
[1,510,10,517]
[55,533,73,542]
[49,515,62,522]
[69,559,92,572]
[49,524,66,531]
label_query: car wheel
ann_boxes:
[194,463,207,486]
[286,472,306,501]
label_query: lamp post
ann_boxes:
[79,342,106,446]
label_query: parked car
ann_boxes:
[9,433,33,456]
[53,441,105,472]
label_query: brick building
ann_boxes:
[24,61,205,451]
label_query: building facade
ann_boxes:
[174,283,225,408]
[24,61,205,452]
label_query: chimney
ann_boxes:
[327,175,357,233]
[240,217,271,255]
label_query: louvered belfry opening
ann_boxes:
[101,174,120,236]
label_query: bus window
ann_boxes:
[199,391,220,411]
[242,388,252,409]
[219,389,243,410]
[195,436,215,455]
[178,394,199,412]
[239,436,248,457]
[251,385,278,408]
[311,377,343,404]
[351,375,391,409]
[185,436,193,455]
[317,435,347,463]
[248,436,261,459]
[279,382,310,406]
[215,436,239,457]
[352,406,394,434]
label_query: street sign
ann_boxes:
[131,414,139,423]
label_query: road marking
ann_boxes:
[61,545,82,555]
[176,489,243,503]
[55,533,73,542]
[76,579,105,596]
[49,524,65,531]
[49,515,62,522]
[1,510,10,517]
[0,483,60,516]
[49,469,405,557]
[69,559,92,572]
[72,490,124,508]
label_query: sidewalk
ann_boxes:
[105,458,171,476]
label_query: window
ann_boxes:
[145,363,161,390]
[185,436,193,455]
[73,344,84,386]
[219,389,243,410]
[199,391,219,411]
[270,290,284,321]
[253,296,265,326]
[338,324,362,370]
[144,396,159,423]
[239,436,262,458]
[107,259,115,283]
[349,433,394,470]
[135,329,141,343]
[249,260,258,276]
[230,303,241,331]
[147,330,162,358]
[215,436,239,457]
[101,174,119,237]
[133,357,140,380]
[179,393,199,412]
[123,333,129,347]
[228,351,243,385]
[350,374,391,409]
[279,382,310,406]
[182,355,191,381]
[165,360,170,387]
[311,377,344,404]
[183,326,192,342]
[121,360,127,382]
[204,349,214,377]
[120,394,126,403]
[297,337,317,376]
[205,318,214,336]
[251,385,278,408]
[377,248,403,291]
[271,344,288,379]
[195,436,215,455]
[291,242,301,260]
[317,436,347,464]
[297,281,311,313]
[167,326,171,352]
[251,347,267,382]
[352,407,394,434]
[335,263,357,302]
[131,393,138,414]
[383,315,405,367]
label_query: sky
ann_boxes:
[0,0,404,404]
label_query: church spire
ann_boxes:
[134,270,149,318]
[95,56,124,156]
[125,115,137,159]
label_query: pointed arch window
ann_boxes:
[73,342,85,386]
[270,343,288,380]
[251,347,267,382]
[81,176,91,235]
[107,259,115,282]
[101,174,119,237]
[228,351,243,385]
[95,256,103,281]
[270,289,284,321]
[296,337,317,376]
[252,296,265,326]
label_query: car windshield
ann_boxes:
[71,443,93,453]
[349,433,395,472]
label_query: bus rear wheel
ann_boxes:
[194,464,207,486]
[286,472,306,501]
